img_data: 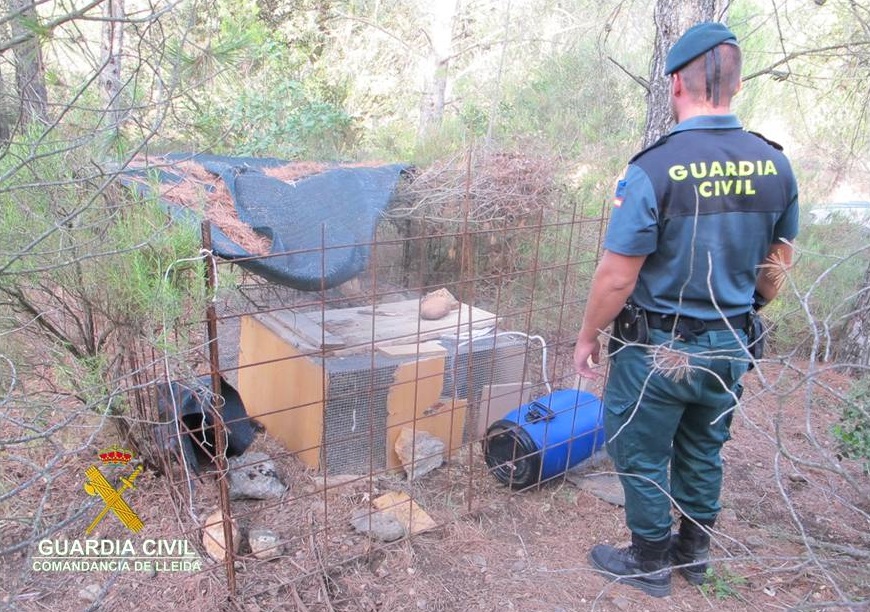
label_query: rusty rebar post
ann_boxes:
[201,221,238,598]
[461,144,476,512]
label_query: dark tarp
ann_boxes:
[125,153,407,291]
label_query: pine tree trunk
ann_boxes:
[417,0,459,142]
[9,0,48,126]
[839,260,870,374]
[0,63,10,141]
[643,0,724,147]
[100,0,125,131]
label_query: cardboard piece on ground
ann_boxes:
[477,382,533,439]
[372,491,437,535]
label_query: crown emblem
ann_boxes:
[98,445,133,466]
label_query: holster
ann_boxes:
[609,301,649,354]
[746,310,765,368]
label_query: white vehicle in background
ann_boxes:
[807,201,870,229]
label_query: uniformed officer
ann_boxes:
[573,22,799,597]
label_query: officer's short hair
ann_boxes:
[680,43,742,106]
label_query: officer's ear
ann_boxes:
[670,72,684,98]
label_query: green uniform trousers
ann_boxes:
[603,327,750,541]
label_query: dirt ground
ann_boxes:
[1,361,868,612]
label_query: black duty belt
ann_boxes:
[646,311,751,333]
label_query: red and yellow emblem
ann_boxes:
[83,446,144,535]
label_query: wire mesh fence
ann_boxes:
[0,152,613,609]
[183,172,611,601]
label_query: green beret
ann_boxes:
[665,22,738,75]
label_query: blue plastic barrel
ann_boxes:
[484,389,606,489]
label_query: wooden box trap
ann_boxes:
[236,298,530,474]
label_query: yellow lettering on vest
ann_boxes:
[719,180,733,195]
[669,165,687,181]
[745,179,756,195]
[690,162,708,179]
[725,161,737,176]
[763,160,777,175]
[699,181,713,197]
[738,161,755,176]
[709,161,724,178]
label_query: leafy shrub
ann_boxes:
[0,127,205,404]
[700,567,748,600]
[833,378,870,475]
[765,220,870,356]
[217,76,357,159]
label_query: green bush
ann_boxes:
[833,378,870,475]
[496,41,641,159]
[215,74,357,159]
[700,567,748,600]
[0,127,205,404]
[765,221,870,356]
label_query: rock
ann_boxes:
[564,472,625,507]
[746,535,766,549]
[719,508,738,523]
[202,508,242,561]
[395,428,444,480]
[611,596,631,611]
[464,553,487,570]
[227,452,286,500]
[310,474,366,491]
[78,584,101,603]
[248,528,282,560]
[375,565,390,577]
[420,288,458,320]
[350,508,406,542]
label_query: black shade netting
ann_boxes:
[125,153,407,291]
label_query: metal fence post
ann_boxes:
[201,221,238,598]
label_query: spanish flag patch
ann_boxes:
[613,179,627,207]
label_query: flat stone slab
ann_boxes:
[564,452,624,507]
[565,472,625,507]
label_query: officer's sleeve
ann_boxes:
[602,164,659,256]
[773,176,799,242]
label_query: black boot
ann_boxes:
[588,533,671,598]
[670,518,714,585]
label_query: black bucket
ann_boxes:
[155,375,255,472]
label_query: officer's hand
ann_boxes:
[573,336,601,379]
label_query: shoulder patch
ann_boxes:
[629,133,672,164]
[613,179,627,207]
[746,130,784,151]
